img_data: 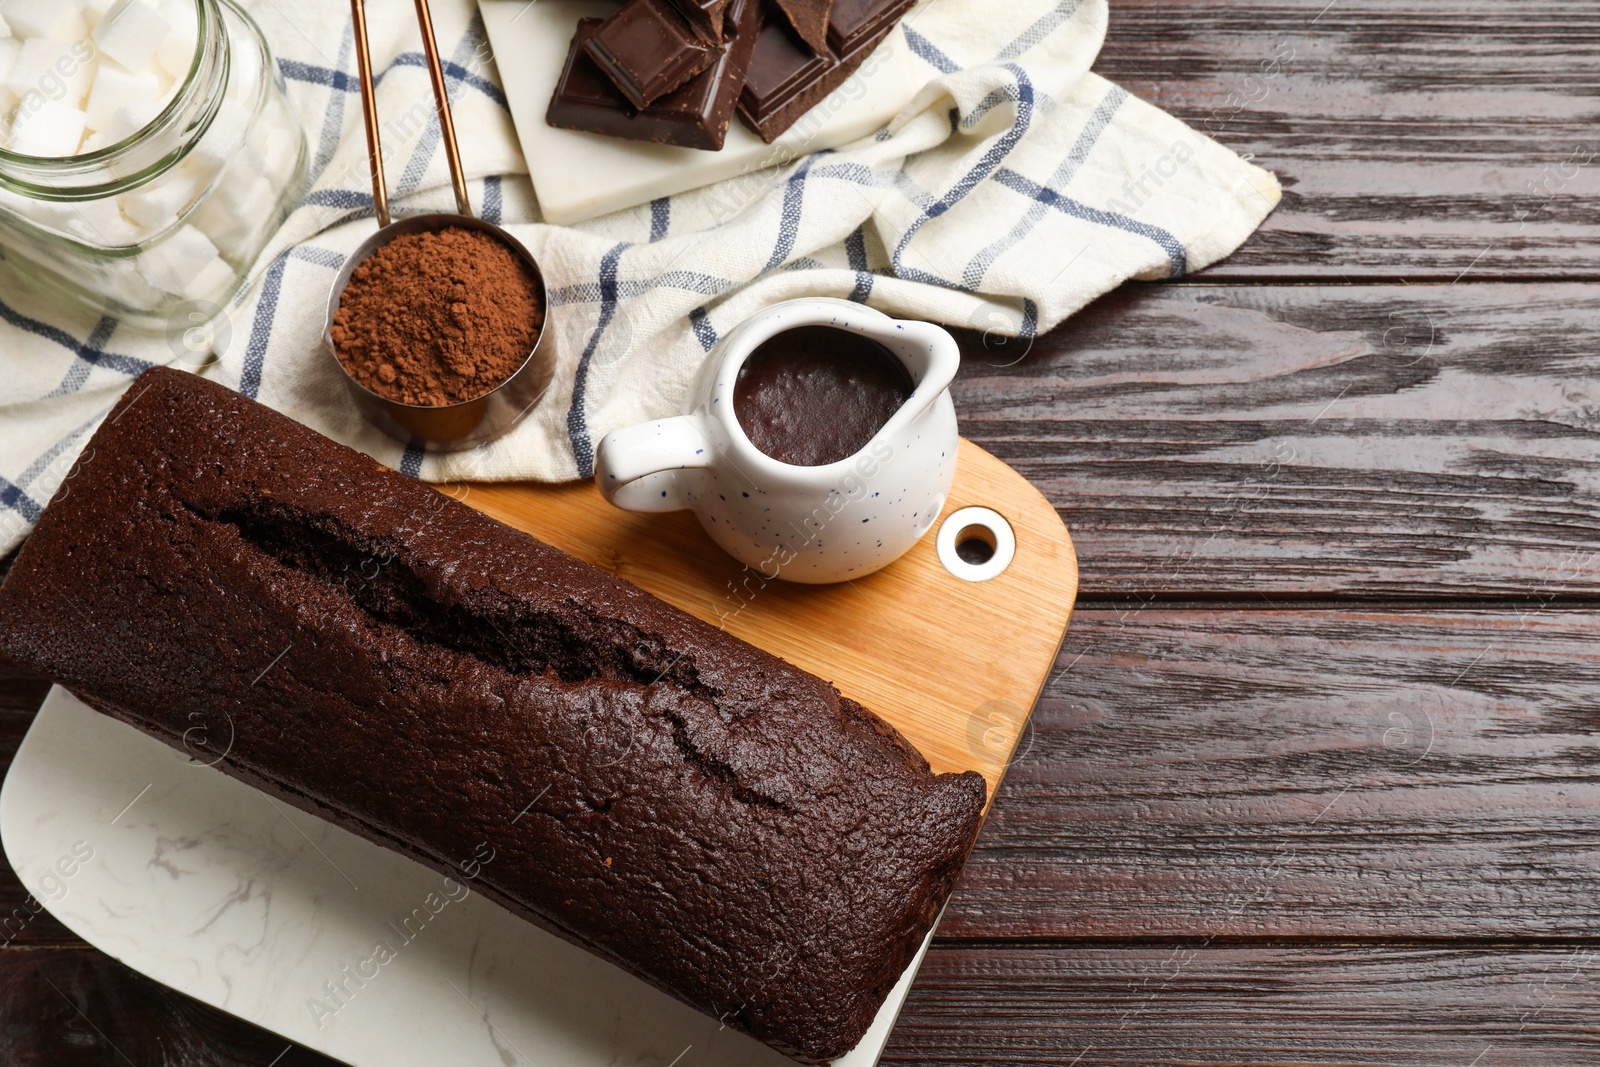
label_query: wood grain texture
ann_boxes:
[454,438,1079,796]
[1097,0,1600,280]
[883,944,1600,1065]
[0,948,339,1066]
[6,942,1599,1066]
[943,607,1600,940]
[953,281,1600,600]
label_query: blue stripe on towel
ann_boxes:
[393,51,508,111]
[397,22,488,199]
[240,246,347,401]
[995,0,1085,62]
[902,25,958,73]
[566,243,628,477]
[0,299,150,379]
[16,416,99,489]
[891,66,1035,288]
[304,188,374,213]
[280,52,508,112]
[399,442,425,477]
[46,317,124,397]
[649,197,671,241]
[763,154,825,273]
[277,59,357,93]
[689,306,718,351]
[992,167,1188,276]
[241,253,290,399]
[962,83,1126,289]
[0,475,42,523]
[845,226,874,302]
[483,175,503,224]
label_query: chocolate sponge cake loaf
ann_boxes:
[0,367,987,1062]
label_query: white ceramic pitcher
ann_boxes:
[594,298,960,584]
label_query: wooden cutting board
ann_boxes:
[451,437,1078,800]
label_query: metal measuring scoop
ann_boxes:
[325,0,555,452]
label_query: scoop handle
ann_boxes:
[348,0,389,227]
[412,0,473,216]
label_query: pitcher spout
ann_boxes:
[886,319,961,423]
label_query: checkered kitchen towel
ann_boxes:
[0,0,1279,555]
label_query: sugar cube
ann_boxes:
[92,0,170,72]
[137,223,219,292]
[8,94,88,156]
[187,97,251,177]
[97,96,161,144]
[0,188,73,230]
[0,2,89,42]
[192,186,256,255]
[120,168,202,229]
[0,37,20,88]
[9,38,96,106]
[82,0,119,31]
[84,59,159,130]
[181,255,235,301]
[155,0,194,78]
[100,263,164,307]
[63,197,137,247]
[224,22,258,86]
[209,97,252,145]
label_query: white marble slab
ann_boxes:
[480,0,924,225]
[0,687,932,1066]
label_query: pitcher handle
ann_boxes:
[594,415,715,513]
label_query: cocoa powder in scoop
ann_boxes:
[331,226,544,407]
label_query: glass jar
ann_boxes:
[0,0,306,329]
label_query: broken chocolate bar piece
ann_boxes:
[548,0,760,151]
[737,0,912,143]
[585,0,717,109]
[772,0,833,54]
[666,0,731,42]
[826,0,909,53]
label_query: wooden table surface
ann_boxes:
[6,1,1600,1062]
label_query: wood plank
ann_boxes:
[953,281,1600,599]
[0,947,338,1066]
[1096,0,1600,280]
[5,942,1598,1066]
[943,608,1600,940]
[884,944,1600,1065]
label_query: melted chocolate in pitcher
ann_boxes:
[734,326,914,467]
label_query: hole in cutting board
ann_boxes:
[955,525,997,565]
[936,506,1015,582]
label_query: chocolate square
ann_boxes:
[736,0,912,143]
[825,0,910,54]
[585,0,717,109]
[548,0,761,151]
[739,14,831,119]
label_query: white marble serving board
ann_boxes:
[0,688,932,1067]
[480,0,924,224]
